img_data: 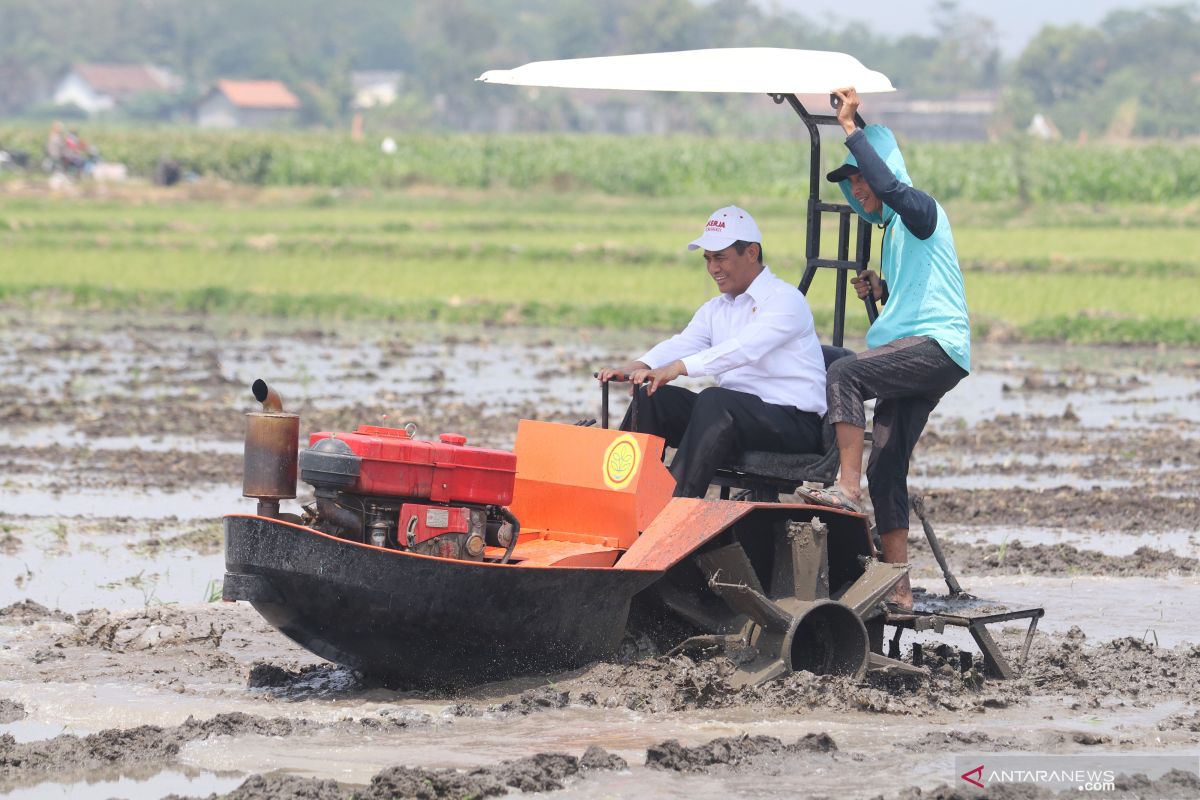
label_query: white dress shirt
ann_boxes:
[638,266,827,414]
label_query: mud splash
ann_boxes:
[556,627,1200,717]
[566,653,959,717]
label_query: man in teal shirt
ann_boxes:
[800,87,971,610]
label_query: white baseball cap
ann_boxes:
[687,205,762,252]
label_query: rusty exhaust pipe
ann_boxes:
[242,379,299,518]
[252,378,284,413]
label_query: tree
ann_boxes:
[1007,4,1200,137]
[1012,24,1107,105]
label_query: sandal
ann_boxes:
[795,485,864,514]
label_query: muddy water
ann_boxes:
[0,520,224,611]
[177,711,938,795]
[1,309,1198,798]
[2,770,245,800]
[905,575,1200,648]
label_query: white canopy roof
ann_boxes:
[477,48,894,95]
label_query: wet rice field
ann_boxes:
[1,308,1198,798]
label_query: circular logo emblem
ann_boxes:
[602,434,641,490]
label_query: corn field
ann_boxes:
[2,126,1197,203]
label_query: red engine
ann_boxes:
[297,424,519,561]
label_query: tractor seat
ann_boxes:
[712,345,852,500]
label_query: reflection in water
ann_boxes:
[0,522,226,612]
[1,769,243,800]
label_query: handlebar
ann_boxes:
[858,271,880,323]
[593,372,649,430]
[829,92,866,130]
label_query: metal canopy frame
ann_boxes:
[771,93,878,347]
[478,48,892,347]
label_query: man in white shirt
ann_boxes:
[597,205,827,498]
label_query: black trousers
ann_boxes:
[825,336,967,532]
[621,385,823,498]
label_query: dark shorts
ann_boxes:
[826,336,967,531]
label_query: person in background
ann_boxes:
[45,121,65,166]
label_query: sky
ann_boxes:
[767,0,1173,53]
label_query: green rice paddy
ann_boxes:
[3,188,1198,344]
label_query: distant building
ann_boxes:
[866,91,999,141]
[351,71,404,109]
[195,80,301,129]
[53,63,180,114]
[1027,113,1061,141]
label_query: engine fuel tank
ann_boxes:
[304,425,516,505]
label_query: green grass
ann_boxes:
[3,189,1198,344]
[4,246,1194,321]
[203,579,224,603]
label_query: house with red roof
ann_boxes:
[195,80,302,129]
[53,63,180,114]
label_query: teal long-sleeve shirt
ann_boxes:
[836,126,971,373]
